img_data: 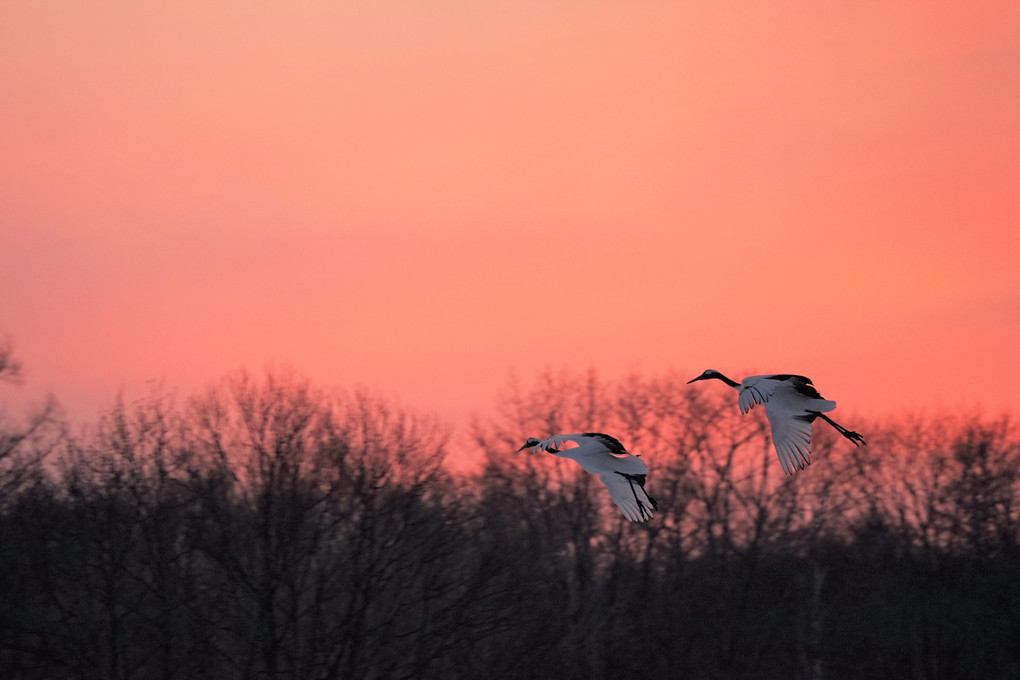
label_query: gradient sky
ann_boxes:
[2,1,1019,434]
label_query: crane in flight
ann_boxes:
[518,432,658,522]
[687,370,866,475]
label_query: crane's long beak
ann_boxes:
[687,376,703,384]
[516,443,532,452]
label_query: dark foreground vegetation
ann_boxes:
[1,364,1019,680]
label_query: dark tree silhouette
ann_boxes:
[2,366,1019,679]
[0,336,23,384]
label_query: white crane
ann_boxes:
[517,433,658,522]
[687,370,866,475]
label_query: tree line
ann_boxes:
[1,364,1018,679]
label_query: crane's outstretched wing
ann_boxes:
[581,432,627,454]
[598,472,657,522]
[739,376,787,413]
[738,374,833,414]
[765,407,814,475]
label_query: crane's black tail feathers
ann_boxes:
[617,472,659,521]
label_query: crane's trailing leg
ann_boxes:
[813,412,866,447]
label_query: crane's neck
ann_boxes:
[714,372,740,388]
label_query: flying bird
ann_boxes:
[517,433,658,522]
[687,370,866,475]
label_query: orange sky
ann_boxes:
[2,1,1019,435]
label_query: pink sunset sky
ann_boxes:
[2,1,1019,436]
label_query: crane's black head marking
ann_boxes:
[517,437,541,452]
[688,369,739,387]
[687,369,719,383]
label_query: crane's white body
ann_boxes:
[519,433,657,522]
[689,370,865,475]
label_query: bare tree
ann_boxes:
[182,367,508,680]
[0,339,61,504]
[0,336,23,384]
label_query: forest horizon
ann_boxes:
[2,360,1019,679]
[6,356,1018,473]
